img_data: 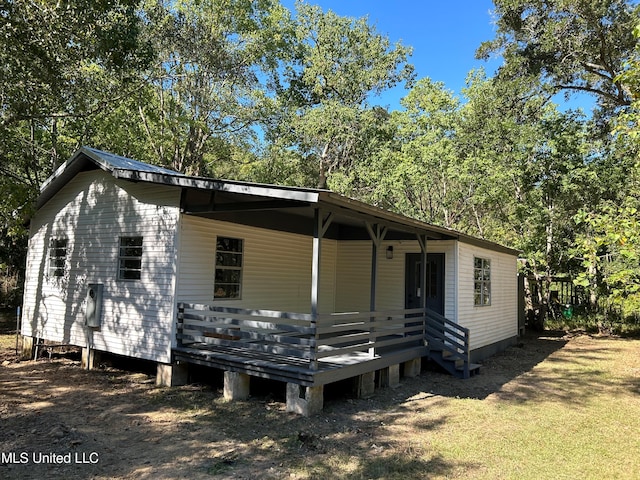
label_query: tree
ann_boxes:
[0,0,151,302]
[454,70,544,242]
[0,0,151,167]
[348,78,464,228]
[268,1,414,188]
[453,70,596,328]
[571,19,640,322]
[478,0,638,112]
[0,0,151,207]
[113,0,291,176]
[478,0,640,328]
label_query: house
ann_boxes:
[21,147,520,415]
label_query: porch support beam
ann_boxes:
[311,208,333,370]
[379,364,400,388]
[403,357,421,378]
[20,335,35,360]
[417,233,428,339]
[366,223,388,357]
[365,223,388,310]
[417,233,427,254]
[355,371,376,398]
[81,347,101,370]
[156,361,189,387]
[311,209,334,316]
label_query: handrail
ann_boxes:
[176,303,428,370]
[424,309,471,378]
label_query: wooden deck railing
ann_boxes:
[176,303,427,370]
[424,309,471,378]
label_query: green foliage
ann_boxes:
[568,13,640,322]
[283,2,414,106]
[473,1,640,324]
[0,0,150,127]
[347,78,463,226]
[127,0,291,175]
[1,0,639,326]
[478,0,637,112]
[574,195,640,303]
[0,0,153,291]
[269,1,414,187]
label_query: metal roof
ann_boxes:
[36,147,520,255]
[82,147,185,176]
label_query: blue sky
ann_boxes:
[281,0,501,109]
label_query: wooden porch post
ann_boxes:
[417,233,428,338]
[366,223,387,357]
[311,208,333,370]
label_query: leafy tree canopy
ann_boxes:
[478,0,638,113]
[268,1,414,188]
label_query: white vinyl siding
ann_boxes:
[457,244,518,351]
[335,239,517,352]
[21,170,181,363]
[177,215,337,313]
[335,240,457,320]
[22,166,519,365]
[335,242,372,312]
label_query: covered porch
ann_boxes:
[167,182,474,414]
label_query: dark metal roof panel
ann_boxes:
[113,170,321,203]
[82,147,184,176]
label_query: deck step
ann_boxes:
[456,362,482,377]
[424,309,476,379]
[427,350,481,379]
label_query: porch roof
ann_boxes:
[38,146,519,255]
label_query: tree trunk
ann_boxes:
[522,274,539,329]
[529,269,546,331]
[588,262,598,311]
[318,143,329,189]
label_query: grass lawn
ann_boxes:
[285,333,640,479]
[1,328,639,479]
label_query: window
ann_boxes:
[119,236,143,280]
[214,237,243,299]
[474,257,491,306]
[48,238,68,277]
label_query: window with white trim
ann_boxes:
[474,257,491,306]
[118,236,143,280]
[214,237,243,299]
[48,238,68,277]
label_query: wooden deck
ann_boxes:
[174,341,428,387]
[174,303,429,386]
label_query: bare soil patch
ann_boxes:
[1,322,638,479]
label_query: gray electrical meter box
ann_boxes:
[85,283,103,327]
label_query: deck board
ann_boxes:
[173,340,428,387]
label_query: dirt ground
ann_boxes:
[0,326,616,479]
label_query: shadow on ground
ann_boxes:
[410,330,569,401]
[3,330,631,480]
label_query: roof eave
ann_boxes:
[318,192,520,255]
[113,169,321,203]
[36,147,112,209]
[35,147,519,256]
